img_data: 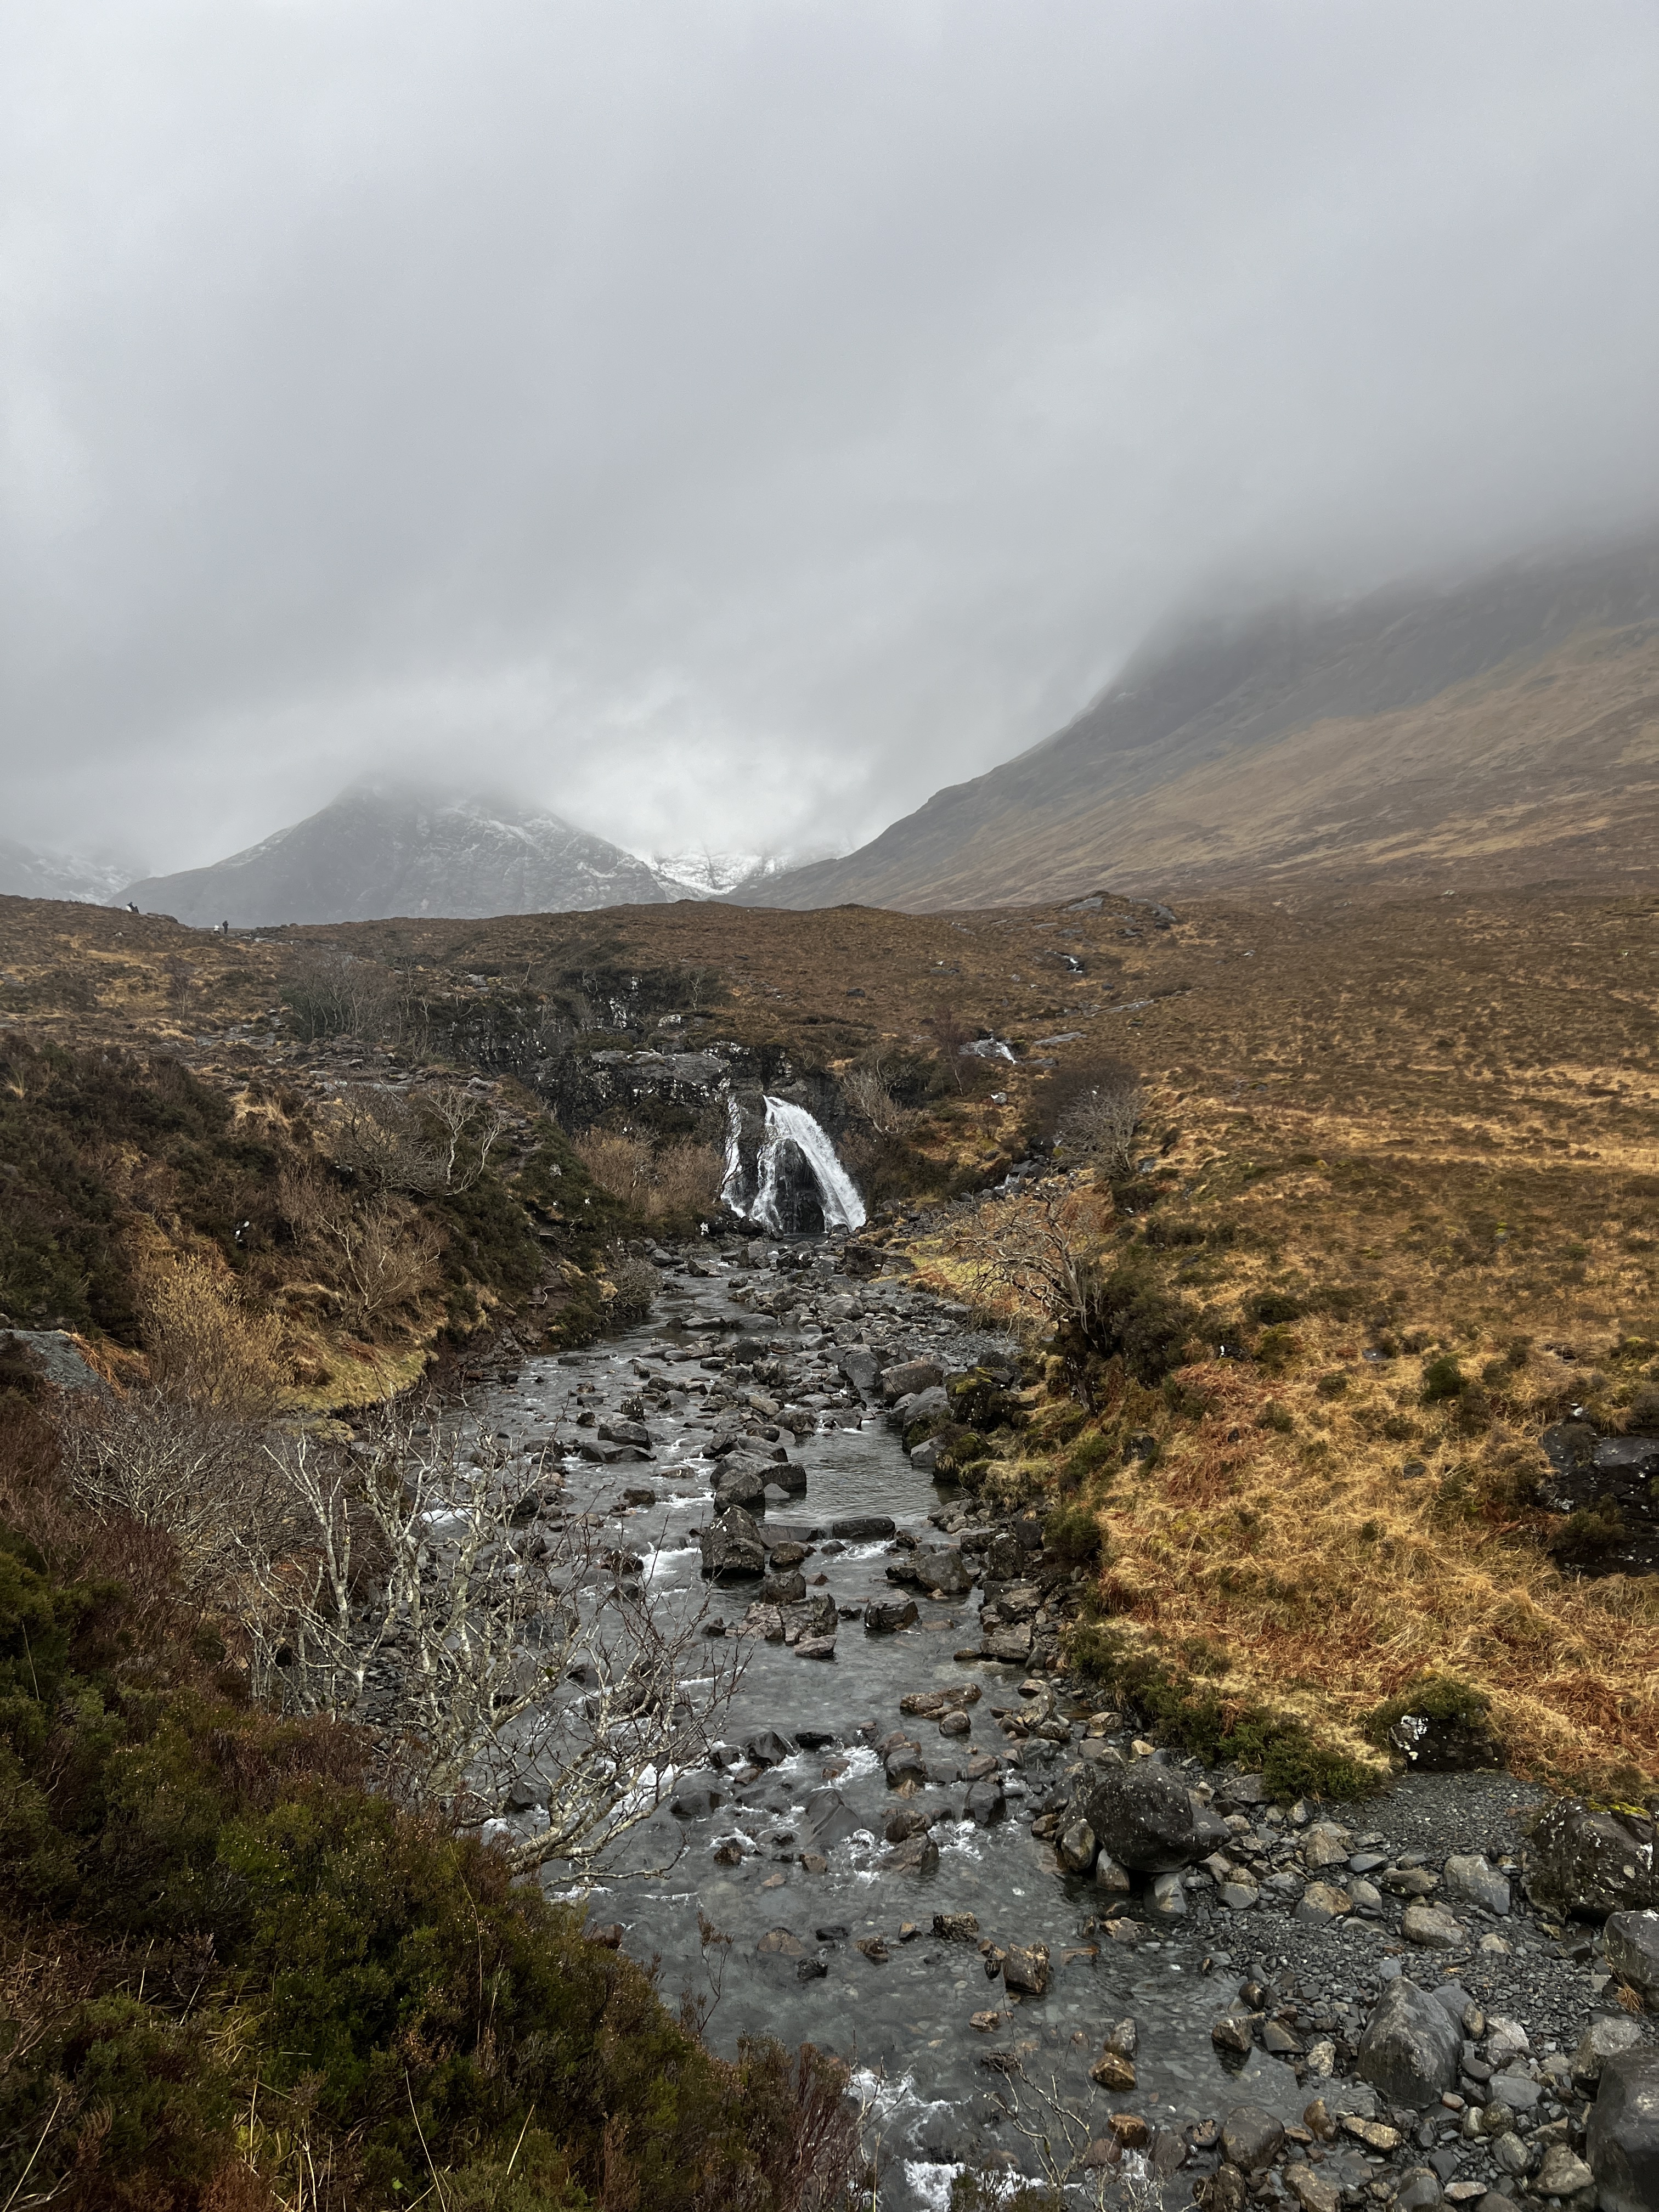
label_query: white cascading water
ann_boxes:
[746,1094,866,1234]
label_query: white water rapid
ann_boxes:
[746,1094,866,1234]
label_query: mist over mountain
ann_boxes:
[0,840,131,907]
[732,535,1659,911]
[122,785,686,928]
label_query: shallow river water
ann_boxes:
[476,1262,1330,2207]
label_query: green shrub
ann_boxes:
[0,1520,848,2209]
[1421,1354,1465,1402]
[1256,1324,1302,1373]
[1042,1500,1105,1565]
[1549,1503,1628,1567]
[1363,1673,1495,1756]
[945,1366,1024,1431]
[1256,1401,1295,1434]
[1315,1370,1349,1399]
[1061,1260,1196,1386]
[1246,1288,1304,1326]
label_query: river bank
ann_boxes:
[443,1229,1652,2211]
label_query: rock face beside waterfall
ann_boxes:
[122,782,685,927]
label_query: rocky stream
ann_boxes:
[465,1235,1657,2212]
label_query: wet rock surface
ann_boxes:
[467,1230,1655,2208]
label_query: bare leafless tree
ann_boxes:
[842,1062,912,1137]
[947,1180,1115,1346]
[325,1082,510,1197]
[276,1170,444,1334]
[240,1404,743,1881]
[1057,1063,1147,1180]
[60,1389,289,1598]
[995,2064,1164,2210]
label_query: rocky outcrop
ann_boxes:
[1589,2049,1659,2212]
[1524,1799,1659,1917]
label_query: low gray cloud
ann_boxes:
[4,0,1657,876]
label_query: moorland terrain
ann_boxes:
[2,862,1657,2206]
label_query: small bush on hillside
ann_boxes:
[1061,1260,1195,1387]
[1246,1288,1304,1326]
[1421,1354,1466,1402]
[1043,1500,1105,1565]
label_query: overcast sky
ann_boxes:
[4,1,1658,878]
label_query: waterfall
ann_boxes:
[743,1095,866,1235]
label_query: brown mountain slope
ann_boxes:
[740,537,1659,910]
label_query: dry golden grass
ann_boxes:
[890,882,1659,1789]
[5,877,1657,1784]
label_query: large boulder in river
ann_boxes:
[1525,1799,1659,1918]
[1356,1979,1463,2108]
[1588,2049,1659,2212]
[1071,1762,1198,1873]
[698,1507,766,1581]
[713,1459,769,1509]
[881,1358,944,1403]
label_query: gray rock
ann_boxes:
[1002,1943,1049,1996]
[1606,1908,1659,2008]
[865,1599,920,1635]
[746,1728,794,1766]
[881,1358,945,1402]
[598,1418,653,1448]
[1590,2051,1659,2212]
[1220,2106,1284,2171]
[1488,2069,1541,2112]
[1150,1870,1187,1917]
[911,1544,972,1598]
[1392,2169,1442,2210]
[1296,1882,1352,1928]
[1094,1851,1132,1893]
[698,1506,767,1581]
[1402,1901,1464,1950]
[883,1832,939,1874]
[668,1783,726,1819]
[1071,1760,1200,1874]
[1442,1853,1511,1916]
[838,1347,881,1395]
[1525,1798,1659,1918]
[1571,2012,1644,2087]
[1356,1979,1463,2108]
[1490,2129,1530,2176]
[1057,1820,1097,1874]
[883,1741,928,1788]
[760,1568,808,1605]
[831,1515,896,1541]
[981,1626,1032,1664]
[713,1459,769,1509]
[800,1788,865,1853]
[901,1385,951,1425]
[1533,2141,1594,2197]
[964,1777,1007,1829]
